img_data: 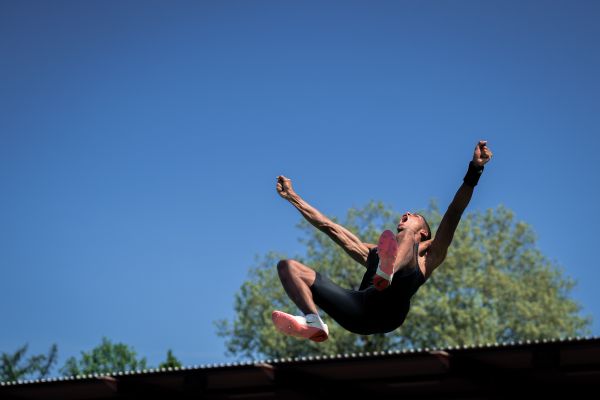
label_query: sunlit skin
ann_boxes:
[276,140,493,316]
[392,212,430,275]
[397,212,426,236]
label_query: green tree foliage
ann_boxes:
[0,343,58,382]
[215,201,591,359]
[158,349,182,369]
[60,337,147,376]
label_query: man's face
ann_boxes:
[397,212,425,234]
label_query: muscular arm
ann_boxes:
[425,141,493,276]
[426,183,474,270]
[277,176,374,267]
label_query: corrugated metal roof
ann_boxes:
[2,335,598,387]
[2,336,600,399]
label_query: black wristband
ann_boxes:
[463,161,484,187]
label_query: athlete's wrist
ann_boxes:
[463,161,484,187]
[286,191,299,201]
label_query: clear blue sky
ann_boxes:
[1,0,599,373]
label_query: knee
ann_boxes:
[277,259,297,277]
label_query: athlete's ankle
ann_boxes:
[305,313,325,327]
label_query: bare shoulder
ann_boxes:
[419,239,447,279]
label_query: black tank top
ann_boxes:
[359,242,425,300]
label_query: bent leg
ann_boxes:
[393,233,419,275]
[277,259,318,315]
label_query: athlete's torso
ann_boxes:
[359,242,425,296]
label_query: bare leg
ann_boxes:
[277,259,318,315]
[393,232,418,274]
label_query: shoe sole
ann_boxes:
[271,311,328,342]
[373,230,398,291]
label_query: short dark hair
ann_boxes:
[416,214,432,241]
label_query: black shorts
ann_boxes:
[310,250,425,335]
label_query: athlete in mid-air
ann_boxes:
[272,140,493,342]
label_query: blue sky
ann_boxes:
[1,0,599,372]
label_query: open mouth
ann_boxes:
[397,214,409,232]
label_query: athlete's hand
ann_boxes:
[472,140,493,167]
[276,175,296,200]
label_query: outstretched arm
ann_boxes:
[424,141,493,277]
[276,176,374,267]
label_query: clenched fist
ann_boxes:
[276,175,296,200]
[472,140,493,167]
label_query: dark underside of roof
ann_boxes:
[2,338,600,400]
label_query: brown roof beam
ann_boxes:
[253,362,370,399]
[99,375,185,397]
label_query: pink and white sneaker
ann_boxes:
[271,311,329,342]
[373,229,398,291]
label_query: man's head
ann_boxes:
[397,212,431,242]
